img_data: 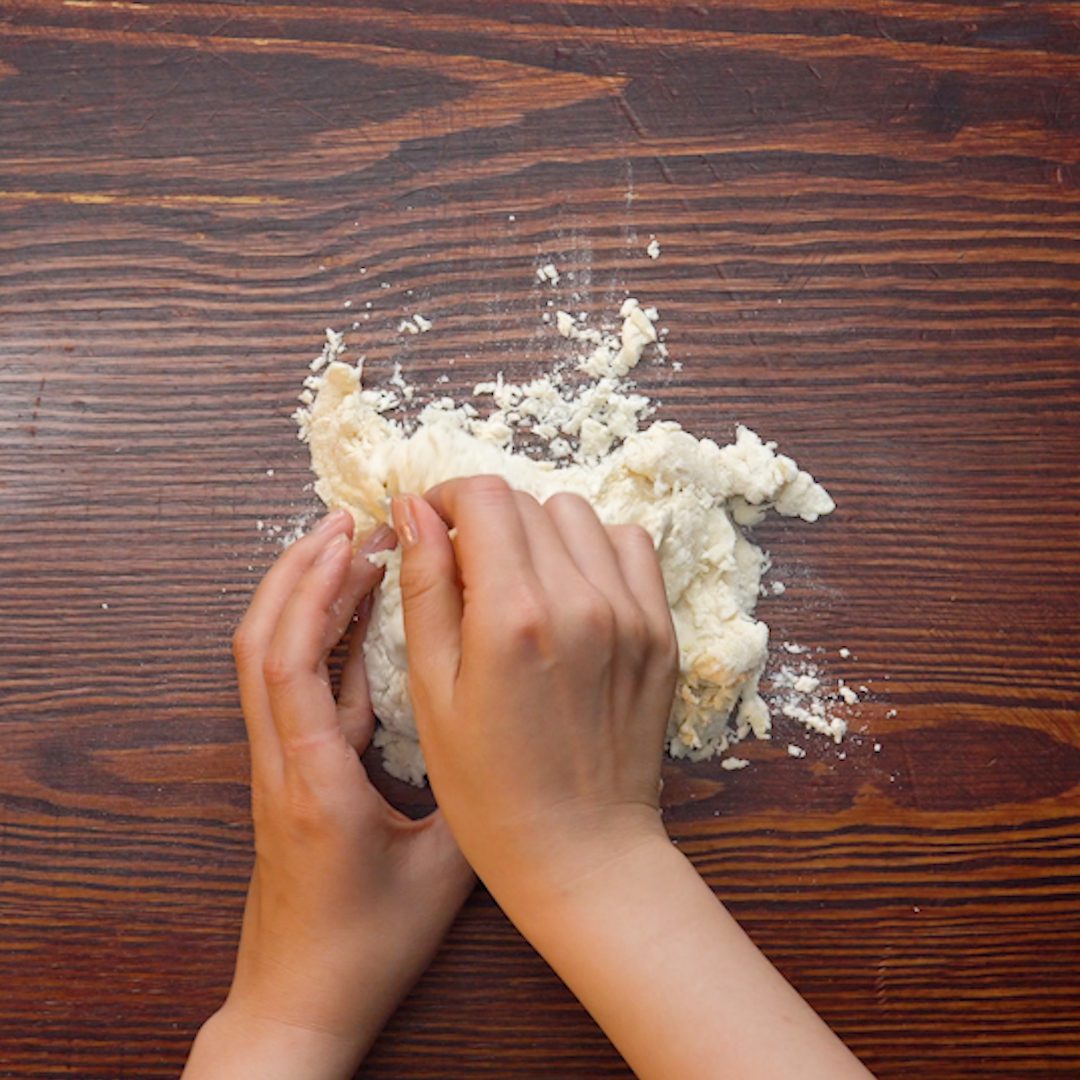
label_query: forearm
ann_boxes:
[182,1001,375,1080]
[492,835,874,1080]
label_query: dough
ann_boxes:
[297,300,834,785]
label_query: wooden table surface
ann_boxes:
[2,2,1078,1077]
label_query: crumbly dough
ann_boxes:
[297,301,834,785]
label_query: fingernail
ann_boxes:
[392,496,419,548]
[360,524,396,554]
[315,532,348,566]
[313,508,349,536]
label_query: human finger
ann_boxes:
[394,493,464,714]
[544,494,655,683]
[607,524,674,644]
[232,510,353,767]
[608,524,679,726]
[337,593,376,753]
[241,510,354,655]
[422,476,537,599]
[543,492,630,603]
[320,525,396,655]
[263,532,356,752]
[510,491,585,591]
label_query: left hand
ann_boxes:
[183,509,474,1080]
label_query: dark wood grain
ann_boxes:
[1,1,1078,1076]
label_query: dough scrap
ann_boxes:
[297,300,834,785]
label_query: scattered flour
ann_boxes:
[536,262,561,286]
[295,293,836,785]
[309,328,346,373]
[398,314,432,335]
[764,652,849,743]
[554,298,659,380]
[257,508,319,549]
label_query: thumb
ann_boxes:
[393,493,463,714]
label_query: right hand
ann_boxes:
[393,476,679,897]
[394,479,877,1080]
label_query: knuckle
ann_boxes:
[231,623,256,665]
[610,522,658,560]
[621,609,650,657]
[655,618,680,670]
[399,560,452,616]
[462,474,512,500]
[261,650,296,690]
[512,490,541,513]
[545,491,588,515]
[500,583,554,651]
[622,522,656,550]
[572,590,616,641]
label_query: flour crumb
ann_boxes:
[536,263,561,286]
[577,297,658,379]
[787,744,806,759]
[646,236,661,260]
[873,742,883,753]
[388,362,415,402]
[839,684,859,706]
[257,508,320,550]
[310,328,346,372]
[839,646,851,658]
[721,757,751,771]
[767,653,850,744]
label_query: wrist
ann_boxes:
[477,802,672,926]
[183,999,368,1080]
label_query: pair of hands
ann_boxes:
[184,478,678,1078]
